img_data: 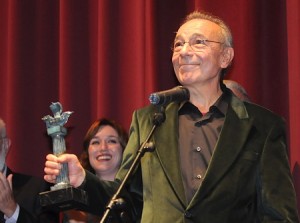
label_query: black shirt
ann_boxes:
[178,92,229,203]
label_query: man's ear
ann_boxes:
[220,47,234,68]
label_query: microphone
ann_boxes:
[149,86,190,105]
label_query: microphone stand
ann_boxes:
[99,106,166,223]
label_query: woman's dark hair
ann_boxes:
[79,118,128,174]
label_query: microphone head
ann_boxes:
[149,86,189,105]
[149,93,160,105]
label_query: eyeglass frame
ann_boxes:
[171,39,224,53]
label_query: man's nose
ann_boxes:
[180,42,193,54]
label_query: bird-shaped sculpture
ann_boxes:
[42,102,73,128]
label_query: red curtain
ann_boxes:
[1,0,299,211]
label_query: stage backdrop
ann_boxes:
[0,0,299,212]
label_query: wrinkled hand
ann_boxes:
[44,153,86,188]
[0,173,17,217]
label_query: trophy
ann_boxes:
[39,102,88,211]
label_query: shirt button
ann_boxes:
[196,174,202,179]
[184,211,192,218]
[196,146,202,152]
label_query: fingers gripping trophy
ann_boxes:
[39,102,88,211]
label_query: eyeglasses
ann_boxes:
[172,39,223,52]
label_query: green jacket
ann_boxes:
[83,92,299,223]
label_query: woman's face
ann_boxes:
[88,125,123,180]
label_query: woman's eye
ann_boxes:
[107,139,118,144]
[90,140,99,145]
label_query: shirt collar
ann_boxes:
[179,90,230,116]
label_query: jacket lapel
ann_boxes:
[154,103,187,206]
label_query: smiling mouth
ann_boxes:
[96,154,112,161]
[180,64,198,67]
[179,64,199,71]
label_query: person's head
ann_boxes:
[80,118,128,180]
[172,11,234,89]
[0,118,11,172]
[223,79,250,102]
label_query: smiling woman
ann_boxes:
[63,118,128,223]
[81,118,128,181]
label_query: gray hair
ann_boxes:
[183,11,233,48]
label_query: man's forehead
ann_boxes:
[177,19,221,37]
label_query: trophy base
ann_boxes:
[39,186,88,211]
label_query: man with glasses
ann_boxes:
[0,118,58,223]
[43,11,299,222]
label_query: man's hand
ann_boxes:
[44,153,86,188]
[0,173,17,217]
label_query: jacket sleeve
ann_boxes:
[257,117,299,222]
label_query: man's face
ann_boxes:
[172,19,230,88]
